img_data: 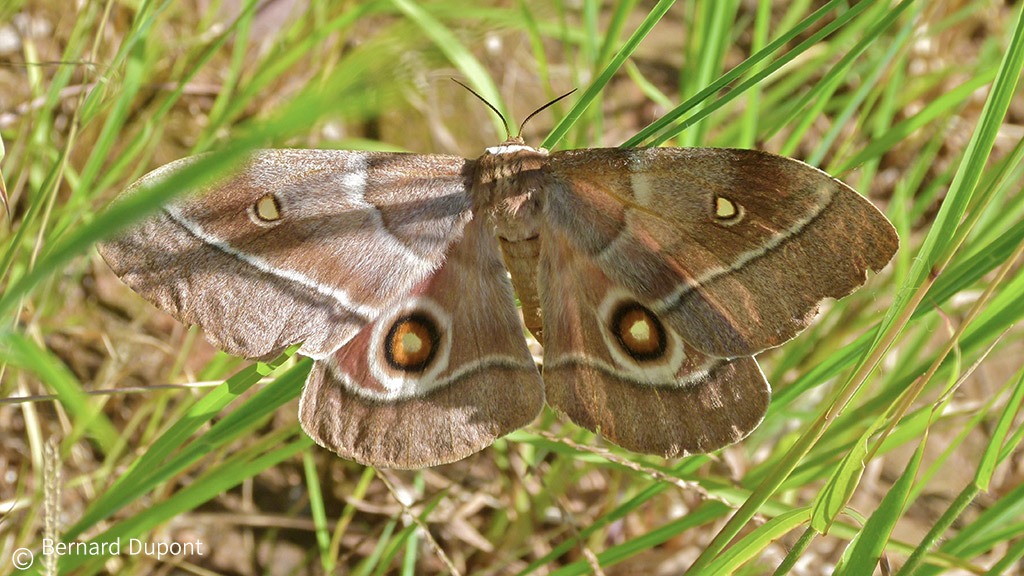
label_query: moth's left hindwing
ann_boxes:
[99,150,474,360]
[300,218,544,468]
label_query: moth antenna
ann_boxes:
[451,78,512,141]
[517,88,577,138]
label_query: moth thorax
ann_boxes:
[473,147,549,211]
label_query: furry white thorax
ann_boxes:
[484,144,547,156]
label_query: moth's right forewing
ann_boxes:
[99,150,474,360]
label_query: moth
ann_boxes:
[99,121,898,468]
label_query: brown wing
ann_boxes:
[543,147,898,358]
[539,225,769,457]
[299,217,544,468]
[99,149,474,360]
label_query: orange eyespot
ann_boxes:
[611,302,666,361]
[384,314,439,372]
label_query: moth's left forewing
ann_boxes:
[99,150,475,360]
[544,148,899,358]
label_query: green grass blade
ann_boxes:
[304,450,333,573]
[976,367,1024,490]
[391,0,507,137]
[677,0,738,148]
[700,509,811,575]
[63,353,301,540]
[542,0,675,150]
[622,0,875,148]
[57,433,313,575]
[810,434,868,533]
[834,436,925,575]
[881,0,1024,327]
[837,69,997,173]
[1,333,119,450]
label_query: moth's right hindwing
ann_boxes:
[98,150,474,360]
[539,225,770,457]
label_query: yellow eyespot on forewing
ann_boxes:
[611,303,666,361]
[385,314,439,372]
[254,194,282,222]
[714,196,738,219]
[710,195,744,227]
